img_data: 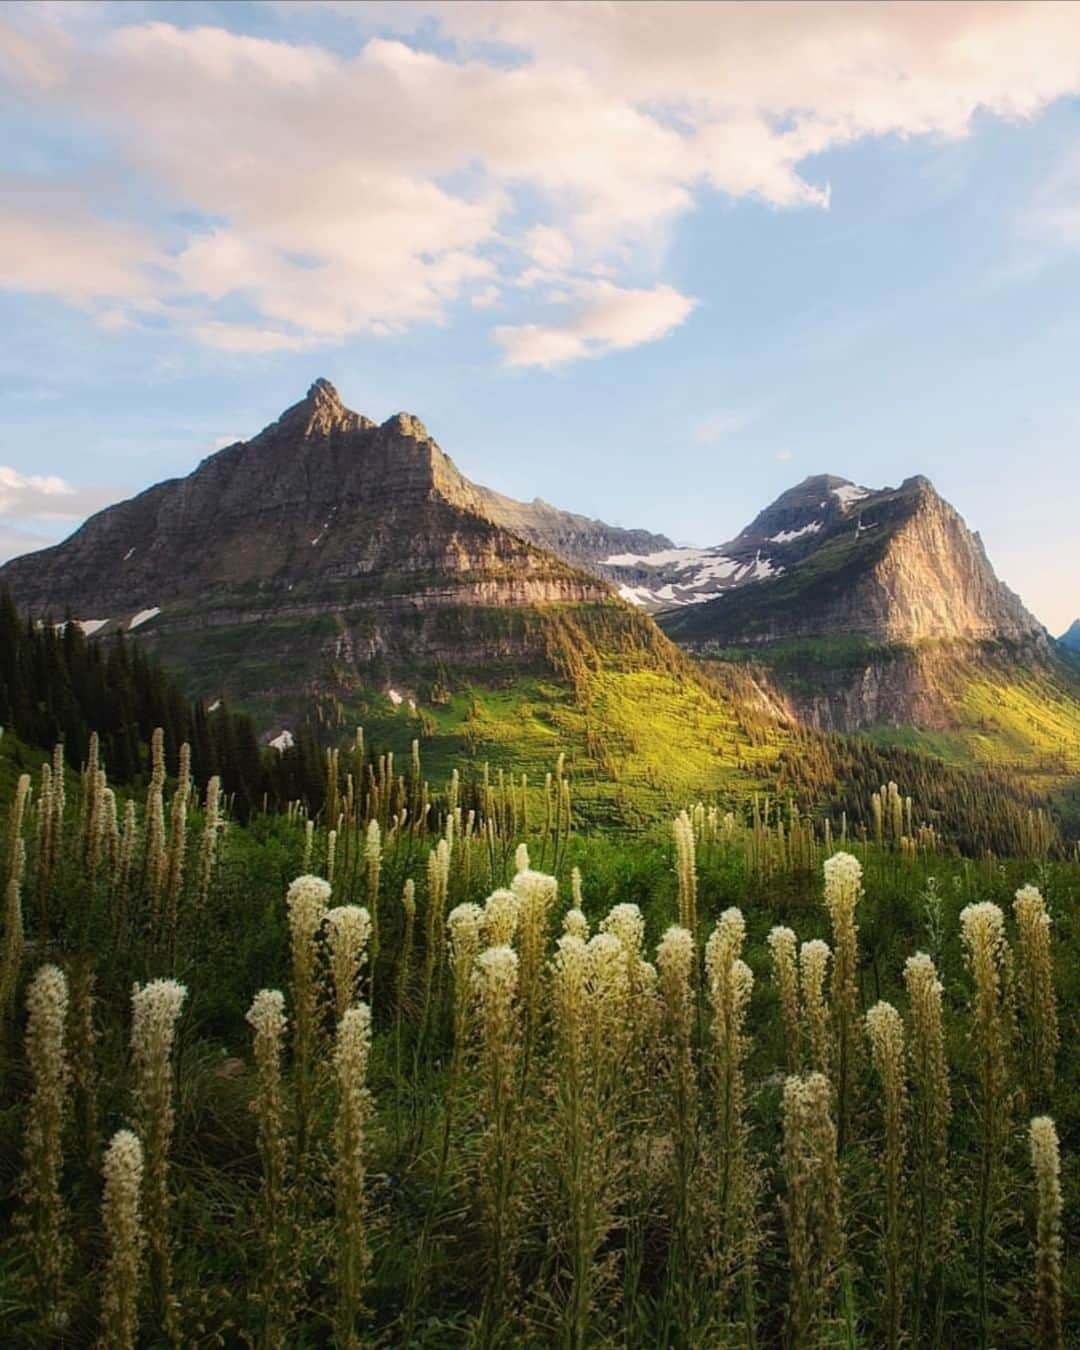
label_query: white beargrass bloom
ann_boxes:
[130,978,186,1332]
[768,925,801,1072]
[326,905,372,1022]
[483,888,521,946]
[600,903,645,961]
[563,907,590,940]
[100,1129,145,1350]
[823,851,863,915]
[334,1003,373,1337]
[22,964,70,1313]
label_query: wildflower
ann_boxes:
[866,1001,908,1350]
[904,952,951,1349]
[1012,886,1058,1101]
[562,907,589,940]
[768,925,801,1072]
[326,905,372,1022]
[960,901,1011,1347]
[335,1004,373,1345]
[130,978,186,1339]
[1029,1116,1063,1350]
[99,1130,145,1350]
[246,990,287,1215]
[21,964,70,1320]
[287,875,330,1158]
[799,940,831,1078]
[782,1072,844,1346]
[822,851,862,1147]
[673,810,698,935]
[482,888,520,946]
[472,946,521,1329]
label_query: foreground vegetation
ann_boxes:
[0,728,1076,1347]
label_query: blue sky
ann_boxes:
[2,1,1080,631]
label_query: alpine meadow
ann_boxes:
[1,3,1079,1348]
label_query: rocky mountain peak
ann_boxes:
[657,470,1045,648]
[381,412,430,442]
[274,377,370,440]
[307,377,342,407]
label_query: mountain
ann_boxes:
[649,474,1080,801]
[615,473,1045,643]
[1060,620,1080,652]
[0,380,620,619]
[596,473,863,611]
[0,380,784,825]
[1,392,1074,844]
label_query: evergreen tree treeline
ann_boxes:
[0,588,265,814]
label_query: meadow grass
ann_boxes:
[0,730,1076,1346]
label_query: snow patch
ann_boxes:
[748,555,779,580]
[310,521,331,546]
[77,619,109,636]
[831,484,869,511]
[128,607,161,630]
[122,548,135,562]
[603,546,713,570]
[207,699,221,713]
[691,554,741,581]
[388,688,404,706]
[617,584,654,606]
[269,730,294,752]
[769,522,822,543]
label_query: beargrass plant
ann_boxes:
[20,963,70,1328]
[1,728,1077,1348]
[823,851,863,1151]
[1029,1115,1063,1350]
[130,976,186,1344]
[1012,885,1059,1106]
[99,1130,145,1350]
[903,951,951,1349]
[960,901,1012,1350]
[866,1000,908,1350]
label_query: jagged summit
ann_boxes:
[594,473,879,612]
[656,472,1045,647]
[1061,619,1080,652]
[308,376,341,404]
[0,382,684,727]
[0,382,621,617]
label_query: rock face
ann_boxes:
[0,380,616,619]
[657,474,1046,647]
[0,380,678,723]
[656,473,1064,737]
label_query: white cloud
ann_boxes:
[0,466,121,521]
[496,281,696,368]
[6,3,1080,361]
[469,285,502,311]
[775,450,794,463]
[524,224,575,274]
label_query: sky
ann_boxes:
[2,0,1080,632]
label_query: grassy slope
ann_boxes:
[709,636,1080,817]
[340,666,784,830]
[139,602,790,829]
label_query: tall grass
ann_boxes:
[0,728,1074,1346]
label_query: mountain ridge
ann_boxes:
[656,472,1045,648]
